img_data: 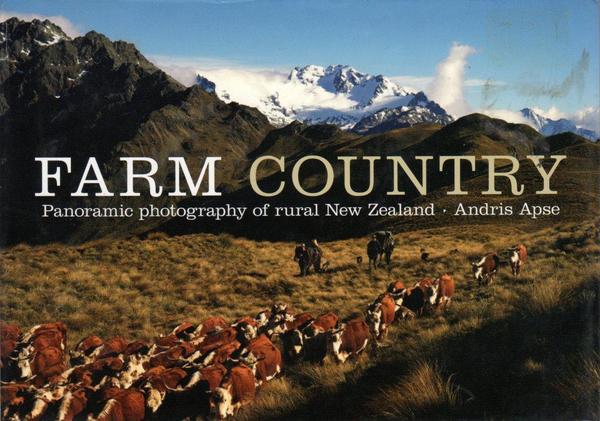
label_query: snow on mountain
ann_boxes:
[353,93,453,134]
[521,108,598,141]
[195,65,451,130]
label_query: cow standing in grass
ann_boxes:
[471,253,500,286]
[508,244,527,277]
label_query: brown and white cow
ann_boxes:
[302,312,338,338]
[397,286,425,318]
[56,385,96,421]
[266,308,314,338]
[1,382,33,419]
[66,356,125,389]
[193,327,238,355]
[191,316,229,341]
[21,322,67,345]
[91,387,145,421]
[141,367,188,413]
[327,318,370,363]
[199,340,241,367]
[239,334,282,386]
[472,253,500,285]
[210,364,256,419]
[173,363,228,392]
[19,346,67,386]
[95,337,128,360]
[69,335,104,366]
[366,294,396,341]
[430,274,455,312]
[387,280,406,294]
[509,244,528,277]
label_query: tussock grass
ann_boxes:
[372,361,467,419]
[1,219,599,419]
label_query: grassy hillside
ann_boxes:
[1,219,598,419]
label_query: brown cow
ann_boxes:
[22,346,67,386]
[174,363,228,392]
[22,322,67,345]
[328,318,370,363]
[154,334,181,351]
[148,343,195,368]
[67,356,124,387]
[170,322,196,339]
[1,382,33,419]
[239,334,282,386]
[211,364,256,419]
[91,388,145,421]
[95,337,128,360]
[27,382,70,420]
[1,321,22,375]
[267,311,315,337]
[192,316,229,340]
[387,280,406,294]
[194,327,238,355]
[142,367,188,413]
[56,385,95,421]
[70,335,104,365]
[303,312,338,338]
[399,286,426,317]
[472,253,500,285]
[430,274,455,312]
[509,244,528,277]
[200,340,241,366]
[366,294,395,341]
[1,321,22,341]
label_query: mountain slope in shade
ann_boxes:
[196,64,454,130]
[0,17,272,245]
[521,108,598,141]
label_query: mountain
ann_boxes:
[521,108,598,141]
[196,64,454,131]
[352,92,453,134]
[0,17,272,245]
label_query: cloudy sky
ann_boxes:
[2,0,598,130]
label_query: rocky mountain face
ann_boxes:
[352,92,453,134]
[0,18,272,244]
[196,64,454,131]
[521,108,598,141]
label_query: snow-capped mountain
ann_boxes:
[521,108,598,141]
[195,64,453,130]
[353,93,454,134]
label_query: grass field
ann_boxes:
[1,219,599,419]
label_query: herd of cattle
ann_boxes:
[0,243,528,420]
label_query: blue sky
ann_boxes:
[2,0,598,126]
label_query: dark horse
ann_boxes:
[294,244,322,276]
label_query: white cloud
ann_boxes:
[476,108,533,126]
[427,42,477,117]
[571,107,600,133]
[0,11,82,37]
[530,106,567,121]
[531,105,600,133]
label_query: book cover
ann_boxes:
[0,1,598,419]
